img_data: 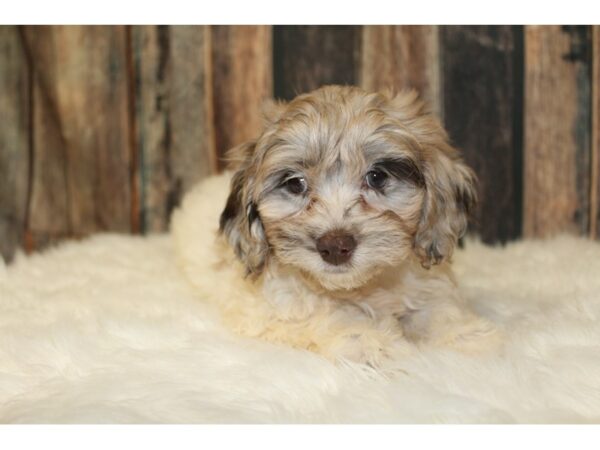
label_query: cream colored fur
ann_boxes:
[172,173,496,367]
[2,220,600,422]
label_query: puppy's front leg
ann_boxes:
[255,294,406,366]
[308,304,409,367]
[397,268,500,353]
[259,270,408,366]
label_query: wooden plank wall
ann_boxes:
[21,26,133,252]
[442,26,524,243]
[0,26,30,261]
[132,25,215,233]
[1,25,599,262]
[273,26,361,100]
[591,26,600,239]
[212,26,272,167]
[523,25,592,238]
[361,26,441,116]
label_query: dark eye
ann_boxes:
[283,176,308,195]
[365,169,388,190]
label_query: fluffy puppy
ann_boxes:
[172,85,498,367]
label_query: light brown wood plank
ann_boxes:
[211,26,272,168]
[360,26,441,116]
[523,25,592,238]
[26,77,71,249]
[592,26,600,239]
[132,25,215,232]
[22,26,132,249]
[0,26,30,262]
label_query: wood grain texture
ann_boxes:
[360,26,441,116]
[523,25,592,238]
[0,27,30,262]
[133,25,215,233]
[21,26,132,249]
[592,26,600,239]
[273,25,361,101]
[211,26,272,168]
[442,26,524,243]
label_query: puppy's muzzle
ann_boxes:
[316,231,357,265]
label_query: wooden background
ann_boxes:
[1,25,599,262]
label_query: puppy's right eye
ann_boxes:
[283,176,308,195]
[365,169,388,190]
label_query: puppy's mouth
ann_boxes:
[320,262,353,274]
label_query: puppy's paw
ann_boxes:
[326,329,409,368]
[434,316,504,354]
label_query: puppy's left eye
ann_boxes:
[365,169,388,190]
[283,176,308,195]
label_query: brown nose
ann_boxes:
[316,231,357,265]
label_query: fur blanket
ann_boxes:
[1,178,600,423]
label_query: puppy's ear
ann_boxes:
[219,141,269,276]
[414,151,477,268]
[384,91,477,267]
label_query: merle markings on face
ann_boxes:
[219,86,477,290]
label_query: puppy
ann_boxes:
[172,85,497,367]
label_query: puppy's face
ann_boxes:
[220,86,476,291]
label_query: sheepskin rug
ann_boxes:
[1,183,600,423]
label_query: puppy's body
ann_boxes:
[172,86,497,366]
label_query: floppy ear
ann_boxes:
[383,90,477,268]
[414,151,477,268]
[219,141,269,276]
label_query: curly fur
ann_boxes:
[172,85,496,366]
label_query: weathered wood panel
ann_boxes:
[442,26,524,243]
[523,25,592,238]
[26,73,70,250]
[0,27,30,262]
[3,25,600,259]
[592,26,600,239]
[21,26,132,249]
[133,25,215,233]
[211,26,272,168]
[360,26,441,116]
[273,25,361,101]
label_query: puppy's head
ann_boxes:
[220,85,476,290]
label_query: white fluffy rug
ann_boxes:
[2,224,600,422]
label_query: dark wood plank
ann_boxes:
[442,26,524,244]
[523,25,592,238]
[21,26,132,250]
[361,26,441,116]
[273,25,361,101]
[0,26,30,262]
[133,25,215,233]
[211,26,272,168]
[592,26,600,239]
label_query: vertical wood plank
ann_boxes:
[591,26,600,239]
[442,26,524,243]
[273,25,361,101]
[211,26,272,167]
[0,26,30,262]
[21,26,132,249]
[133,25,215,233]
[360,26,441,116]
[27,72,70,249]
[523,25,592,238]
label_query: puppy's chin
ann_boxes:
[299,262,385,292]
